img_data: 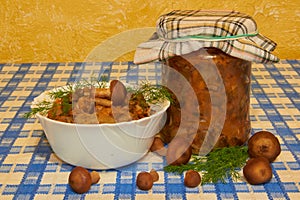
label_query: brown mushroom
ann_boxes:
[184,170,201,188]
[68,166,92,194]
[150,137,167,156]
[90,171,100,184]
[243,157,273,185]
[110,80,127,106]
[136,171,153,190]
[166,137,192,166]
[248,131,281,162]
[149,169,159,182]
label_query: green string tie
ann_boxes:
[163,31,259,42]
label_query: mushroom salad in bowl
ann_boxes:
[25,79,171,169]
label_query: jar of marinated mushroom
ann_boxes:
[134,10,279,155]
[160,47,251,154]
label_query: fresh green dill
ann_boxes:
[163,146,249,184]
[73,76,108,90]
[48,84,73,99]
[129,82,174,104]
[23,100,53,119]
[23,84,74,119]
[61,96,72,114]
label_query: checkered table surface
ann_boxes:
[0,61,300,200]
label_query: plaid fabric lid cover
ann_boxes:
[134,10,279,64]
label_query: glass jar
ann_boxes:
[159,47,252,155]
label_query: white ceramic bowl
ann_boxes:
[33,86,169,169]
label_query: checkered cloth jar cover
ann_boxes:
[134,10,279,64]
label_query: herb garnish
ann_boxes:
[164,146,248,184]
[23,100,53,119]
[24,85,74,119]
[129,82,174,104]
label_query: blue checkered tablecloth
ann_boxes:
[0,61,300,200]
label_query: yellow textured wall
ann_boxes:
[0,0,299,63]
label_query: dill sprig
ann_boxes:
[48,84,73,99]
[73,76,108,90]
[24,85,74,119]
[130,82,174,104]
[164,146,248,184]
[23,100,53,119]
